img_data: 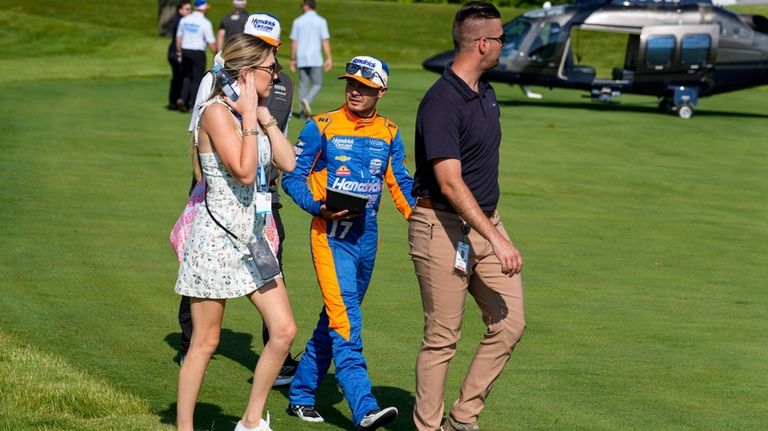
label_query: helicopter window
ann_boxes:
[529,22,563,59]
[719,14,753,40]
[681,34,711,65]
[645,35,676,68]
[502,19,532,57]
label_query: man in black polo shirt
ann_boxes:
[216,0,249,51]
[409,2,525,431]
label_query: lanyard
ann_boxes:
[257,162,268,193]
[195,98,270,241]
[254,134,271,222]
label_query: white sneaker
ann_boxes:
[235,412,272,431]
[358,407,398,430]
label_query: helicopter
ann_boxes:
[423,0,768,118]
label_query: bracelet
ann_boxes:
[259,117,278,129]
[242,128,260,136]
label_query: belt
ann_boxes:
[416,198,494,217]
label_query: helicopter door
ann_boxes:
[637,25,719,82]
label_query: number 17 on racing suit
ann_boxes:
[282,102,415,425]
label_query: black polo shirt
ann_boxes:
[219,9,249,41]
[412,66,502,212]
[266,71,294,203]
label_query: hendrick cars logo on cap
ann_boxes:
[338,56,389,89]
[244,13,281,47]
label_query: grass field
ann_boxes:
[1,1,767,430]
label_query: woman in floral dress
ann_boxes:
[174,33,296,431]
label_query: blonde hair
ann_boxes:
[191,33,275,180]
[212,33,274,98]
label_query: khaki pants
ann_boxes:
[409,206,525,431]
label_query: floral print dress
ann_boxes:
[175,97,278,299]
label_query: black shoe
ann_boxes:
[286,404,324,422]
[358,407,397,430]
[176,98,188,113]
[273,363,296,386]
[273,352,302,387]
[284,351,302,367]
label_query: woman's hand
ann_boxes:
[225,70,258,118]
[256,104,273,125]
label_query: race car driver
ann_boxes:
[282,55,415,430]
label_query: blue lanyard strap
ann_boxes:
[230,104,267,193]
[256,133,269,193]
[257,164,268,193]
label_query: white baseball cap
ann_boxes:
[244,13,281,47]
[338,56,390,88]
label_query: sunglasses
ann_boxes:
[473,33,507,45]
[253,61,282,76]
[346,63,384,84]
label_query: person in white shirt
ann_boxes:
[289,0,332,117]
[175,0,216,112]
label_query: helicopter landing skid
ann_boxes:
[520,85,543,99]
[660,86,700,119]
[590,86,622,103]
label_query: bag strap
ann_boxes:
[194,96,241,147]
[203,190,241,241]
[198,148,244,243]
[195,96,264,244]
[195,97,243,242]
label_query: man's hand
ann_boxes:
[490,235,523,276]
[319,204,360,221]
[433,158,523,276]
[323,58,332,73]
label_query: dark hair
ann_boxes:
[177,0,191,8]
[303,0,316,10]
[452,1,501,50]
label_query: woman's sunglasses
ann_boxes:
[253,60,283,76]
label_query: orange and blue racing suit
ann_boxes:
[282,104,415,424]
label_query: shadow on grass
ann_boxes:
[160,380,413,430]
[164,329,260,371]
[371,385,416,431]
[159,401,241,430]
[161,330,259,428]
[163,333,415,429]
[498,98,768,119]
[273,373,414,430]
